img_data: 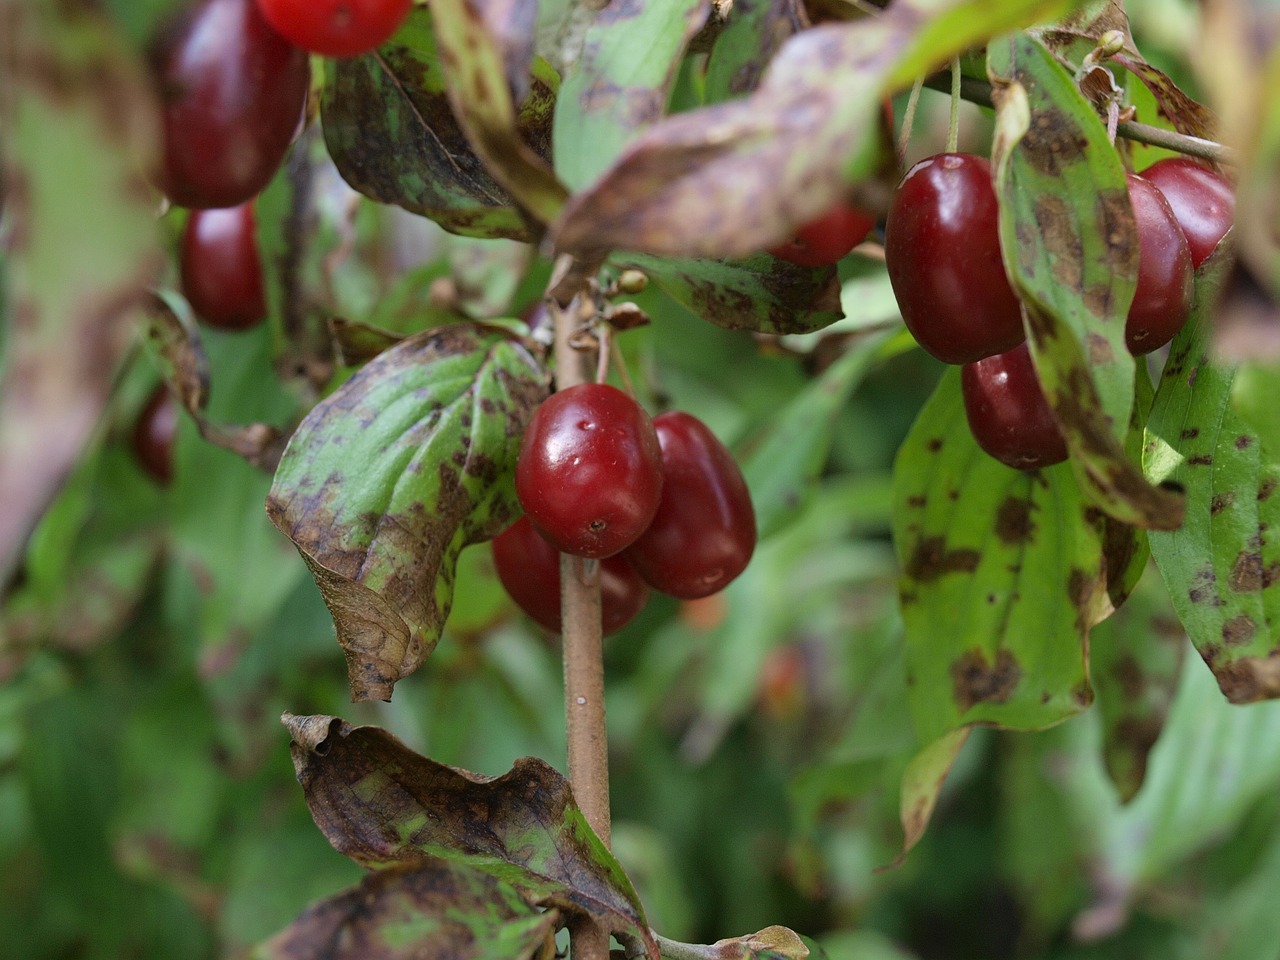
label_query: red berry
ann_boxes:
[491,516,650,636]
[1139,157,1235,268]
[150,0,309,209]
[132,384,180,486]
[1125,173,1194,355]
[768,202,876,267]
[884,153,1025,365]
[962,343,1067,471]
[624,412,756,600]
[516,384,664,559]
[255,0,413,58]
[180,203,268,331]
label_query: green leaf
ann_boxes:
[622,252,843,335]
[283,715,657,958]
[894,727,971,864]
[655,925,813,960]
[742,329,895,539]
[893,368,1103,744]
[0,3,161,582]
[553,0,709,192]
[987,33,1183,532]
[1145,249,1280,703]
[430,0,568,224]
[250,861,557,960]
[552,0,1077,260]
[321,9,557,241]
[265,324,548,701]
[703,0,803,103]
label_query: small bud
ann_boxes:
[617,270,648,294]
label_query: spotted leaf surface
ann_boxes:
[250,861,556,960]
[893,368,1104,744]
[703,0,804,103]
[266,324,548,701]
[321,9,558,241]
[283,715,656,958]
[1146,249,1280,703]
[988,33,1184,532]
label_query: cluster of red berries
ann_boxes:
[492,384,757,635]
[883,152,1234,470]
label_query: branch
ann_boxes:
[922,71,1236,166]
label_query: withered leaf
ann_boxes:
[249,861,557,960]
[266,324,547,701]
[283,715,657,958]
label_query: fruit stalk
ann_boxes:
[551,294,612,960]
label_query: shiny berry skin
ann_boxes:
[885,153,1025,364]
[516,384,664,559]
[624,412,756,600]
[962,343,1067,471]
[491,516,650,636]
[768,202,876,267]
[132,384,180,486]
[150,0,310,209]
[181,203,268,331]
[1125,173,1194,355]
[1139,157,1235,268]
[255,0,413,57]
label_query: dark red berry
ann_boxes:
[885,153,1025,364]
[150,0,310,209]
[769,202,876,267]
[1139,157,1235,268]
[516,384,664,559]
[491,516,650,636]
[181,202,268,331]
[255,0,413,57]
[624,412,756,600]
[132,384,180,485]
[962,343,1067,471]
[1126,173,1194,355]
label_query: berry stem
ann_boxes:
[550,292,612,960]
[921,71,1235,165]
[897,75,925,167]
[946,59,961,153]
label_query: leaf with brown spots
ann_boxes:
[1147,247,1280,704]
[893,368,1103,743]
[703,0,806,103]
[553,0,711,192]
[321,9,559,241]
[891,728,971,865]
[621,252,843,335]
[1091,563,1186,802]
[265,324,549,701]
[0,2,163,584]
[551,0,1079,261]
[282,715,656,958]
[988,34,1184,532]
[249,860,557,960]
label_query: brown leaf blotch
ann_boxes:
[905,537,981,583]
[1211,492,1235,515]
[1112,654,1144,699]
[1260,477,1278,501]
[1188,454,1214,466]
[1229,551,1264,592]
[1188,563,1223,606]
[995,496,1036,545]
[1236,435,1255,449]
[1222,614,1258,646]
[951,648,1021,711]
[1212,649,1280,704]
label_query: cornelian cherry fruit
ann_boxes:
[769,202,876,267]
[491,517,650,636]
[516,384,663,559]
[181,203,268,331]
[961,343,1067,471]
[1125,173,1194,355]
[255,0,413,58]
[1139,157,1235,268]
[132,384,180,486]
[150,0,309,209]
[624,412,756,600]
[884,153,1025,365]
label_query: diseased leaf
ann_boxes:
[987,33,1184,532]
[676,925,811,960]
[893,368,1103,744]
[283,715,657,958]
[250,861,557,960]
[621,252,843,335]
[321,9,558,241]
[330,319,407,368]
[552,0,1077,261]
[553,0,710,192]
[894,727,971,864]
[265,324,548,701]
[1145,248,1280,703]
[0,2,162,583]
[430,0,568,224]
[703,0,804,103]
